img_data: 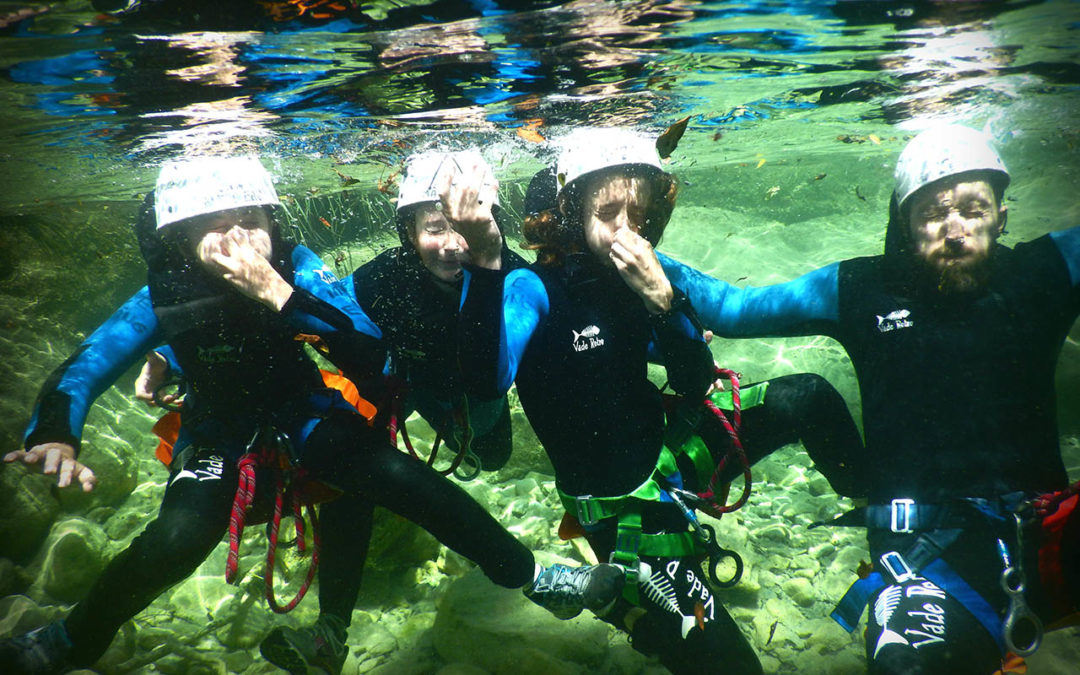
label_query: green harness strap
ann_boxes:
[558,381,770,604]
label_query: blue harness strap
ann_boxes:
[830,558,1006,654]
[831,572,885,632]
[921,558,1006,654]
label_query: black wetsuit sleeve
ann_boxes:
[458,264,510,400]
[650,289,715,448]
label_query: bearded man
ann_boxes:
[659,125,1080,674]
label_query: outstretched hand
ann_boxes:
[435,156,502,270]
[3,442,96,492]
[609,228,674,314]
[135,350,174,407]
[197,227,294,311]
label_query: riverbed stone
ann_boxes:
[433,568,609,673]
[0,467,59,562]
[35,516,108,602]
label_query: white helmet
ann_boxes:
[894,125,1009,210]
[555,127,662,197]
[396,150,499,212]
[154,156,280,230]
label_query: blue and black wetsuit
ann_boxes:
[22,225,535,668]
[660,225,1080,672]
[459,253,763,675]
[345,243,526,471]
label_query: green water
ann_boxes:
[1,0,1079,672]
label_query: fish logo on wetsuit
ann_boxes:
[571,325,605,352]
[875,309,915,333]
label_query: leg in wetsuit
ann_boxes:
[61,408,534,668]
[699,372,865,498]
[583,500,762,675]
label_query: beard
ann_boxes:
[917,249,993,296]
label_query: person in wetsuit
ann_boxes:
[0,156,622,675]
[344,150,526,476]
[659,124,1080,674]
[256,151,526,673]
[455,128,774,674]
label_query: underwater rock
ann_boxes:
[500,411,554,479]
[0,467,60,561]
[780,577,816,608]
[0,594,57,638]
[34,516,108,602]
[435,664,489,675]
[0,557,32,598]
[433,567,609,674]
[368,510,442,573]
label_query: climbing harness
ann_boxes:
[386,377,481,481]
[664,367,755,586]
[226,427,321,614]
[679,367,754,519]
[559,366,757,596]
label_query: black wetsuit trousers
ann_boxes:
[700,372,865,498]
[63,409,533,667]
[585,501,762,675]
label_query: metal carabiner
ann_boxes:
[152,378,185,412]
[701,523,744,588]
[996,536,1043,657]
[453,449,483,482]
[667,488,744,588]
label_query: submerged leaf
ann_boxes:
[656,115,690,159]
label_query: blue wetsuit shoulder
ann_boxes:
[23,287,162,453]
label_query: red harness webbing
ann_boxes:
[225,446,320,614]
[1031,480,1080,519]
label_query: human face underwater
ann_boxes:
[906,175,1005,295]
[190,206,274,265]
[411,204,470,283]
[582,172,653,265]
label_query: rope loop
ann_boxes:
[225,429,319,614]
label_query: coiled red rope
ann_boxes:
[696,367,752,519]
[225,444,320,614]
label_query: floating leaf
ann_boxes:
[868,134,881,145]
[656,115,690,159]
[333,168,359,187]
[517,118,546,143]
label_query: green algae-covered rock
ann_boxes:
[433,567,609,674]
[35,516,108,602]
[0,466,60,562]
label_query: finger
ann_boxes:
[57,458,74,488]
[77,466,97,493]
[3,451,23,463]
[704,330,714,344]
[43,448,62,475]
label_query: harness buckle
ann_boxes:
[879,551,916,584]
[575,495,601,526]
[890,498,916,533]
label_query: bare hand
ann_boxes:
[3,442,96,492]
[135,350,174,407]
[435,155,502,270]
[197,227,294,310]
[609,228,674,314]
